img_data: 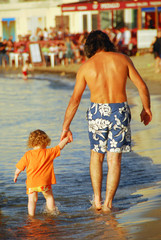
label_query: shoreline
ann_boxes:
[118,182,161,239]
[1,53,161,95]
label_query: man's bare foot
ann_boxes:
[102,205,112,213]
[94,197,102,210]
[95,203,102,211]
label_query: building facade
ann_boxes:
[1,0,161,41]
[0,0,75,41]
[60,0,161,33]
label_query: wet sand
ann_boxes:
[1,53,161,239]
[116,182,161,239]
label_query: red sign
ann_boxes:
[61,0,161,12]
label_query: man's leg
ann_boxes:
[103,152,122,210]
[28,192,38,216]
[90,150,105,210]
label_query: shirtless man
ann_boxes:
[60,30,152,211]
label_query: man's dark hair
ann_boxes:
[84,30,116,58]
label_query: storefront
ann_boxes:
[0,0,61,41]
[2,18,16,41]
[142,6,161,28]
[59,0,161,32]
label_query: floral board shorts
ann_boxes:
[27,185,51,195]
[86,102,131,153]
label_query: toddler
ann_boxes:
[14,129,69,216]
[22,60,32,80]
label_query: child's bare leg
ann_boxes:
[28,192,38,216]
[43,189,56,212]
[23,75,27,80]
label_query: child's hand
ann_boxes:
[14,176,17,183]
[14,168,21,183]
[59,136,70,150]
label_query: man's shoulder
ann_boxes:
[101,51,129,62]
[112,51,130,61]
[77,60,90,74]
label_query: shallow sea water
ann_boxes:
[0,73,161,239]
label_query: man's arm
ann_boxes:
[127,56,152,125]
[60,65,87,141]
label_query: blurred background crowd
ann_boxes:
[0,26,138,67]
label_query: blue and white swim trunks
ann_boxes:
[86,102,131,153]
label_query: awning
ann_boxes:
[2,18,15,21]
[60,0,161,12]
[142,6,161,11]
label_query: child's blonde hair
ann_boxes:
[27,129,51,148]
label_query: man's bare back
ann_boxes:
[78,51,145,104]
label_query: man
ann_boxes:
[60,30,152,211]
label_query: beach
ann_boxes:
[0,53,161,239]
[1,52,161,94]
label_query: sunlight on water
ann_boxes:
[0,74,161,239]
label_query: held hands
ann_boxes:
[140,108,152,125]
[60,129,73,143]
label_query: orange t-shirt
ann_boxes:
[16,146,60,188]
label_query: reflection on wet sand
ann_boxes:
[10,210,129,240]
[90,211,128,240]
[13,217,59,239]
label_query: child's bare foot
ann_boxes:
[45,206,60,216]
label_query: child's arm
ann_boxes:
[58,137,69,150]
[14,168,22,183]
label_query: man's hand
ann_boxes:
[60,129,73,142]
[140,108,152,125]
